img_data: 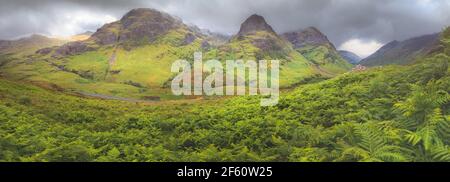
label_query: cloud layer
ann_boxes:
[0,0,449,55]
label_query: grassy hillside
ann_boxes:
[0,27,204,100]
[0,28,448,162]
[282,27,353,76]
[0,9,352,99]
[210,31,318,87]
[361,33,440,67]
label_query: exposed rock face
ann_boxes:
[224,14,291,59]
[90,8,183,45]
[90,22,121,45]
[282,27,352,70]
[237,14,276,36]
[282,27,333,49]
[201,41,211,50]
[339,50,361,64]
[251,36,285,52]
[118,8,183,43]
[53,42,94,57]
[182,33,196,45]
[40,8,192,57]
[36,47,53,55]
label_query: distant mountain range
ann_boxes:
[0,34,67,56]
[338,50,361,64]
[360,33,440,66]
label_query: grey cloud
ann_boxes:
[0,0,449,47]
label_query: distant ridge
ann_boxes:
[360,33,440,66]
[339,50,361,64]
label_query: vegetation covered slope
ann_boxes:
[360,33,440,67]
[211,16,352,87]
[0,10,354,100]
[0,10,321,99]
[282,27,353,76]
[339,50,361,64]
[0,9,208,100]
[0,28,448,162]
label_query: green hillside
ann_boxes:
[282,27,353,76]
[0,10,352,100]
[0,28,448,162]
[360,33,440,67]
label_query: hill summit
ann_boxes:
[237,14,276,36]
[282,27,352,72]
[91,8,185,45]
[282,27,333,49]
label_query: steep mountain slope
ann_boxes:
[360,33,440,66]
[197,15,304,87]
[339,50,361,64]
[0,10,352,99]
[0,8,209,100]
[209,14,320,87]
[282,27,353,75]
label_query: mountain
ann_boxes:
[213,14,320,87]
[188,25,230,47]
[41,8,207,57]
[236,14,276,37]
[223,14,294,59]
[0,34,67,56]
[1,8,209,100]
[339,50,361,64]
[0,9,351,99]
[282,27,352,74]
[360,33,440,66]
[282,27,332,48]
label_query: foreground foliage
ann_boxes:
[0,29,449,162]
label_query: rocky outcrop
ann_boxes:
[282,27,352,69]
[115,8,183,43]
[282,27,334,49]
[237,14,276,37]
[89,8,184,45]
[182,33,196,45]
[89,22,121,45]
[52,42,95,57]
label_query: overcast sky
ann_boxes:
[0,0,449,57]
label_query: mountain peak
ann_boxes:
[303,26,322,34]
[89,8,184,45]
[237,14,276,36]
[282,27,333,49]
